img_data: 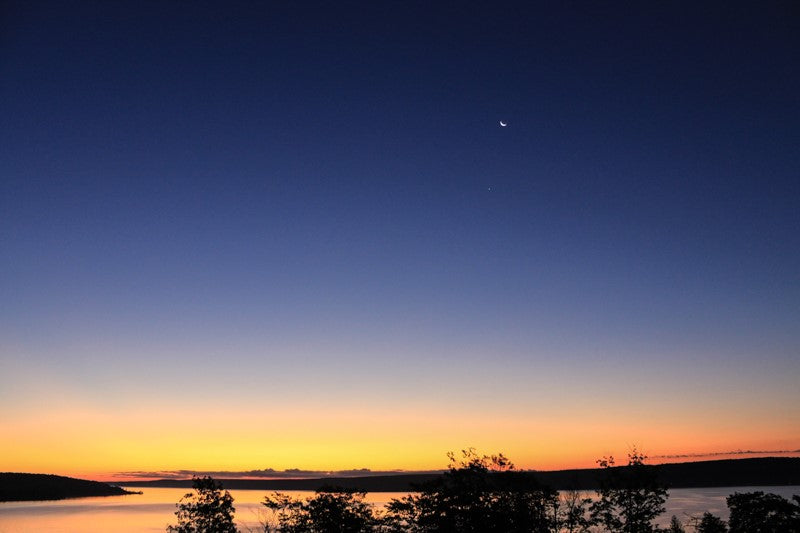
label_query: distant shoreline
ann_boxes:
[3,457,797,502]
[0,473,140,502]
[117,457,800,492]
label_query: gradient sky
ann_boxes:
[1,2,798,479]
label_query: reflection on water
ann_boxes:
[0,489,407,533]
[661,485,799,523]
[0,486,798,532]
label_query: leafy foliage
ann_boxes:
[667,515,685,532]
[262,486,377,532]
[726,491,800,533]
[385,448,559,532]
[693,512,727,533]
[589,448,667,533]
[167,476,237,533]
[557,490,593,533]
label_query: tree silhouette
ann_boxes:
[558,489,593,533]
[385,448,558,532]
[692,512,727,533]
[726,491,800,533]
[667,515,685,532]
[167,476,237,533]
[589,448,667,533]
[262,486,377,533]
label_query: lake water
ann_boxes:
[1,486,798,532]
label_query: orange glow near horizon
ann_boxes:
[3,397,798,482]
[3,0,800,507]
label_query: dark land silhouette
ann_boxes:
[166,451,800,532]
[4,457,797,502]
[119,457,800,492]
[0,473,139,502]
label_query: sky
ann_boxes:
[1,2,798,480]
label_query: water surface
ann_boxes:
[0,486,797,532]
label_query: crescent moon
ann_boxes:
[499,121,507,127]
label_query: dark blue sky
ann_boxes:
[1,2,798,471]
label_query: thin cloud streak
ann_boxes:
[653,449,800,460]
[113,468,443,480]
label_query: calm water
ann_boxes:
[0,486,798,532]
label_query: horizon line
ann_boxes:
[110,450,800,481]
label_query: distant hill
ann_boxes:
[0,473,138,502]
[532,457,800,490]
[537,457,800,489]
[119,457,800,492]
